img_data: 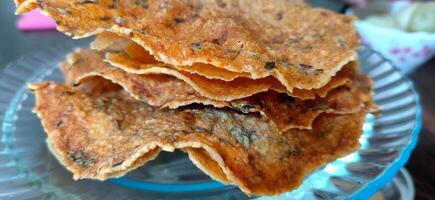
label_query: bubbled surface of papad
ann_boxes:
[62,49,371,131]
[27,0,358,92]
[92,33,355,101]
[29,81,366,196]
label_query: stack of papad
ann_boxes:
[16,0,375,196]
[30,82,367,195]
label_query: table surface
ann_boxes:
[1,1,434,199]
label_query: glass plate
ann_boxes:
[0,43,422,200]
[373,169,415,200]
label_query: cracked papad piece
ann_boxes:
[25,0,358,91]
[29,81,366,196]
[62,49,370,131]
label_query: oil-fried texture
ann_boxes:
[239,83,370,131]
[26,0,358,91]
[105,52,288,101]
[91,32,252,81]
[29,81,365,196]
[92,33,352,100]
[241,64,374,131]
[64,48,286,103]
[62,49,370,130]
[105,51,353,101]
[61,49,227,108]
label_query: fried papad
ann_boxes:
[105,52,288,101]
[92,32,252,81]
[29,81,366,196]
[61,49,227,108]
[27,0,358,91]
[64,48,287,103]
[105,51,354,101]
[246,63,373,131]
[93,32,353,100]
[237,85,370,131]
[63,49,370,130]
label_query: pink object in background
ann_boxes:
[350,1,435,74]
[17,9,56,31]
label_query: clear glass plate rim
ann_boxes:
[345,48,423,200]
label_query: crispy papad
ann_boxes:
[26,0,358,91]
[105,51,353,101]
[61,49,227,108]
[63,49,371,130]
[93,33,352,100]
[104,52,288,101]
[29,81,366,196]
[236,84,371,131]
[92,32,252,81]
[63,48,286,103]
[211,63,372,131]
[241,64,374,131]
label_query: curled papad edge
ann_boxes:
[20,0,358,92]
[89,34,354,101]
[62,49,370,131]
[29,81,366,196]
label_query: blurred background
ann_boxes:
[0,0,434,199]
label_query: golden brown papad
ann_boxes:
[91,31,355,96]
[92,32,253,81]
[105,52,289,101]
[105,51,352,101]
[27,0,358,91]
[30,81,366,196]
[62,47,349,102]
[62,49,370,131]
[92,32,353,100]
[61,49,227,108]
